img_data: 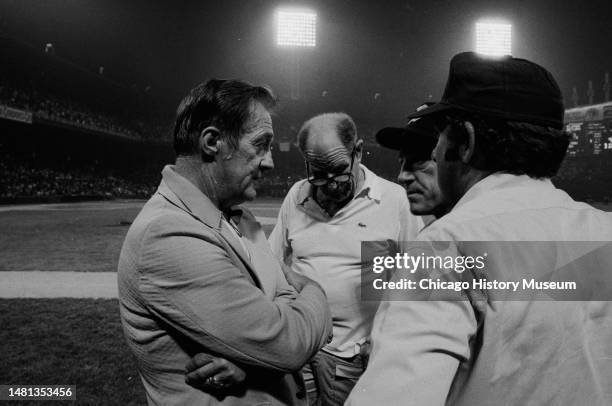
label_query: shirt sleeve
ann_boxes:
[137,219,332,374]
[347,227,478,406]
[347,299,476,405]
[272,258,300,304]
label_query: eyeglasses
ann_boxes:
[306,147,357,187]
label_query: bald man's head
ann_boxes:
[297,113,357,153]
[297,112,363,203]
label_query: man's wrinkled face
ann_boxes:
[221,102,274,204]
[397,148,443,216]
[304,134,360,203]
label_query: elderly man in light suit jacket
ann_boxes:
[118,79,332,405]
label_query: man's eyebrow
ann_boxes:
[310,160,349,173]
[252,132,273,144]
[334,161,350,170]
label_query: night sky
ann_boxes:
[1,0,611,129]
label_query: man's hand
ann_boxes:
[282,263,317,292]
[185,353,246,393]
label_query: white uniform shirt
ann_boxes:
[348,173,612,405]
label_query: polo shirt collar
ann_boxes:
[357,165,382,202]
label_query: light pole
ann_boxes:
[275,7,317,100]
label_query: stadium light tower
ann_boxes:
[275,7,317,100]
[475,20,512,56]
[276,8,317,47]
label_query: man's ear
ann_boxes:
[354,139,364,159]
[458,121,476,164]
[199,126,220,160]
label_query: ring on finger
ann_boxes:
[212,376,228,388]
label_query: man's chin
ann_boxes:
[407,194,423,205]
[243,186,257,201]
[410,209,428,216]
[329,194,350,203]
[321,188,352,202]
[408,200,429,215]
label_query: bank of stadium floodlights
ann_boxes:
[276,8,317,47]
[275,7,316,100]
[475,20,512,56]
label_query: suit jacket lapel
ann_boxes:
[157,165,262,289]
[217,218,263,289]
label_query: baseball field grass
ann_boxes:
[0,200,279,273]
[0,201,139,273]
[0,299,146,405]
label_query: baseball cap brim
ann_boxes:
[376,127,408,150]
[375,125,437,152]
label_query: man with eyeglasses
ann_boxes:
[268,112,423,405]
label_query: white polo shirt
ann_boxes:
[268,164,423,358]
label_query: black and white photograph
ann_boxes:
[1,0,611,404]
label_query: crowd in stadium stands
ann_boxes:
[1,74,610,203]
[0,153,304,201]
[1,76,381,145]
[0,157,156,200]
[1,150,611,204]
[35,98,139,138]
[0,79,172,141]
[1,81,138,135]
[0,166,303,201]
[0,80,323,144]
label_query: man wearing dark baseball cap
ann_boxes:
[347,52,612,405]
[376,102,448,221]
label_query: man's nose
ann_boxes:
[259,150,274,171]
[397,169,415,185]
[431,145,438,162]
[326,180,339,191]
